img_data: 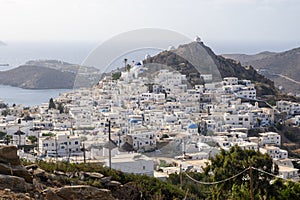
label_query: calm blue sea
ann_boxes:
[0,85,71,107]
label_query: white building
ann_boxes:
[104,153,154,176]
[223,77,238,86]
[276,101,300,115]
[238,141,258,151]
[259,132,281,146]
[278,165,299,179]
[125,131,156,152]
[38,131,82,157]
[223,113,251,129]
[259,146,288,159]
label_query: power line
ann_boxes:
[184,167,249,185]
[184,166,297,185]
[251,167,297,182]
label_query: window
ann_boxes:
[143,166,146,170]
[75,141,79,145]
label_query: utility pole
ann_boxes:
[249,159,254,200]
[108,120,111,169]
[118,133,121,148]
[83,142,86,164]
[124,58,128,72]
[55,136,58,169]
[180,164,183,190]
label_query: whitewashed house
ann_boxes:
[278,165,299,179]
[38,131,82,157]
[259,132,281,146]
[104,153,154,176]
[259,146,288,159]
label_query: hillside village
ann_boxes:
[0,59,299,181]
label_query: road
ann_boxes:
[275,74,300,85]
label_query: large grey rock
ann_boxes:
[0,174,28,192]
[0,145,33,183]
[0,162,33,183]
[106,180,121,187]
[84,172,104,179]
[47,185,115,200]
[0,146,20,165]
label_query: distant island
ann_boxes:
[0,60,101,89]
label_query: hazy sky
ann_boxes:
[1,0,300,53]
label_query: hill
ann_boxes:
[0,65,76,89]
[223,47,300,94]
[0,60,101,89]
[145,41,278,98]
[222,51,276,63]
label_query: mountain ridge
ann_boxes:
[223,47,300,94]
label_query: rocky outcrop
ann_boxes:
[44,185,115,200]
[0,145,21,165]
[0,145,33,183]
[0,174,29,192]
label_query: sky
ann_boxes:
[0,0,300,53]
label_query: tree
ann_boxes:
[28,136,38,144]
[48,98,56,109]
[4,135,12,145]
[0,131,6,139]
[57,103,64,114]
[1,109,10,117]
[112,72,121,80]
[124,58,128,72]
[203,145,277,199]
[0,103,7,109]
[126,64,131,72]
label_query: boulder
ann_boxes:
[106,180,121,187]
[43,189,65,200]
[0,145,33,183]
[0,146,20,165]
[54,170,68,177]
[48,185,115,200]
[100,176,111,184]
[25,164,39,170]
[0,162,33,183]
[84,172,104,179]
[0,174,28,192]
